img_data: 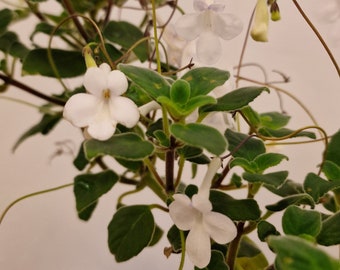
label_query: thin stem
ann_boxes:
[178,230,186,270]
[144,158,165,188]
[292,0,340,77]
[0,73,65,106]
[0,183,73,225]
[165,137,175,193]
[175,155,185,188]
[24,0,47,21]
[61,0,90,43]
[151,0,162,73]
[226,222,244,270]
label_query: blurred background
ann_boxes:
[0,0,339,269]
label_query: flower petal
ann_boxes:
[83,66,107,96]
[175,13,204,41]
[250,0,269,42]
[87,102,117,141]
[63,93,99,127]
[196,31,221,64]
[203,211,237,244]
[186,222,211,268]
[169,194,198,230]
[109,96,139,128]
[211,13,243,40]
[107,70,128,96]
[192,194,212,214]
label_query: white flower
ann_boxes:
[251,0,269,42]
[169,157,237,268]
[63,63,140,141]
[175,0,243,64]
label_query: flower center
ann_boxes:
[103,89,111,100]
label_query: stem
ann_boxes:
[144,158,165,188]
[0,183,73,225]
[226,222,245,270]
[0,73,66,106]
[178,230,186,270]
[61,0,90,43]
[292,0,340,77]
[151,0,162,73]
[165,136,175,193]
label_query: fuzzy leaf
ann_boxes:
[282,205,321,238]
[200,86,269,113]
[74,170,118,220]
[84,133,154,160]
[266,194,315,212]
[181,67,230,97]
[22,48,85,78]
[268,235,340,270]
[108,205,155,262]
[317,211,340,246]
[325,129,340,167]
[170,123,227,155]
[243,171,288,188]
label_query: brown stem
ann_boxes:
[0,73,65,106]
[226,222,245,270]
[61,0,90,43]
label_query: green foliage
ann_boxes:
[170,123,227,155]
[257,220,280,241]
[243,171,288,188]
[210,190,261,221]
[317,211,340,246]
[74,170,119,220]
[325,129,340,166]
[268,235,340,270]
[200,86,269,113]
[12,112,62,152]
[107,205,155,262]
[180,67,230,97]
[22,48,85,77]
[266,193,315,212]
[84,133,155,160]
[195,251,230,270]
[118,64,170,99]
[282,205,321,238]
[104,21,149,62]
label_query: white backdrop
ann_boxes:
[0,0,339,269]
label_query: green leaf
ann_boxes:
[0,9,13,34]
[195,251,229,270]
[230,157,255,173]
[236,237,269,270]
[257,220,280,242]
[322,160,340,180]
[118,64,170,99]
[317,211,340,246]
[303,173,340,202]
[108,205,155,262]
[167,225,182,253]
[243,171,288,188]
[264,179,304,197]
[181,67,230,97]
[8,41,29,59]
[325,129,340,167]
[22,48,85,78]
[253,153,288,173]
[0,31,18,52]
[258,127,316,139]
[104,21,148,62]
[210,190,261,221]
[170,123,227,155]
[266,193,315,212]
[148,225,163,247]
[170,79,190,104]
[282,205,321,238]
[268,235,340,270]
[12,112,62,152]
[84,133,154,160]
[225,129,266,160]
[74,170,118,220]
[73,143,89,171]
[259,111,291,130]
[200,86,269,113]
[240,106,261,128]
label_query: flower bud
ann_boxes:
[270,1,281,21]
[82,45,97,68]
[251,0,269,42]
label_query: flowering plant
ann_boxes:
[0,0,340,269]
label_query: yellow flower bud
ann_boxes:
[82,45,97,68]
[270,2,281,21]
[251,0,269,42]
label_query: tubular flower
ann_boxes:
[251,0,270,42]
[63,63,140,141]
[175,0,243,64]
[169,158,237,268]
